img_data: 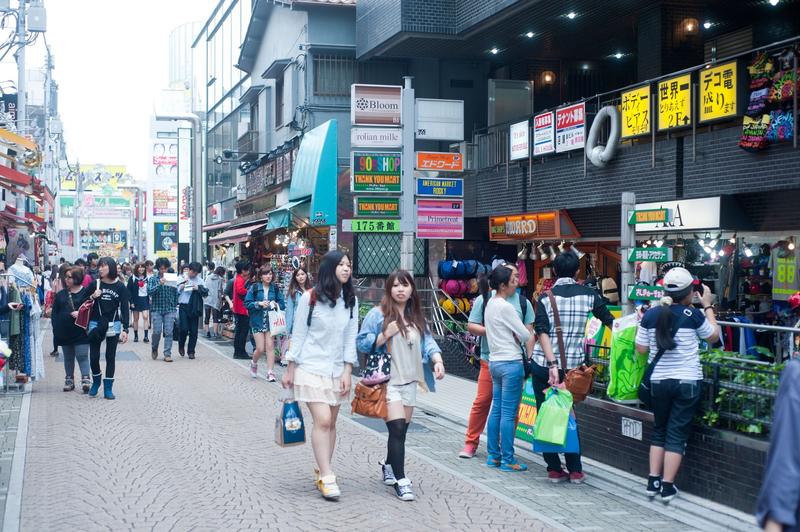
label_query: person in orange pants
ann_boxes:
[459,263,534,459]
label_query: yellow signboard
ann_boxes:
[658,74,692,130]
[620,85,651,138]
[699,61,737,123]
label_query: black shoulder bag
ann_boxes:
[638,310,689,409]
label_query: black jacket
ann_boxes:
[52,288,90,345]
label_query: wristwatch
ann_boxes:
[547,360,558,368]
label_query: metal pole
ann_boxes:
[15,0,25,133]
[138,189,144,260]
[620,191,636,314]
[400,76,415,274]
[74,165,82,259]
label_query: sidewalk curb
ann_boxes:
[2,391,30,532]
[414,399,758,532]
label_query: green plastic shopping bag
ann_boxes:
[607,313,649,403]
[533,388,573,446]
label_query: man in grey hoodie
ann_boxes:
[203,266,226,338]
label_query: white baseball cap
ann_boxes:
[662,267,695,292]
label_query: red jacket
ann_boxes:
[232,274,249,316]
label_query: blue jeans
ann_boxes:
[151,311,176,357]
[487,361,524,465]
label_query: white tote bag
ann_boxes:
[268,309,287,337]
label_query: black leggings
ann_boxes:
[90,335,119,378]
[385,419,410,480]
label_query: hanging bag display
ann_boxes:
[547,291,596,404]
[275,388,306,447]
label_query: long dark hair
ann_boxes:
[655,286,692,351]
[98,257,118,281]
[313,250,355,309]
[478,264,514,304]
[288,267,312,295]
[380,270,426,337]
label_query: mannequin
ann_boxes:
[8,257,33,288]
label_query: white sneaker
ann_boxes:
[393,478,414,501]
[380,460,396,485]
[250,363,258,378]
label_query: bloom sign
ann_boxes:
[351,84,402,126]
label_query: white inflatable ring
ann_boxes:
[585,106,620,168]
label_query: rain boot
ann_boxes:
[103,378,115,400]
[89,373,102,397]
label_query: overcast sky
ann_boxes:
[1,0,216,180]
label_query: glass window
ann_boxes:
[275,77,284,127]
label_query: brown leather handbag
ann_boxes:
[351,381,388,418]
[547,291,596,404]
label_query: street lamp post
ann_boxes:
[154,113,203,263]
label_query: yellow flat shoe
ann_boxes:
[317,474,341,500]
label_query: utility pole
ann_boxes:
[74,162,82,259]
[399,76,415,274]
[15,0,26,134]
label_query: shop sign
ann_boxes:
[177,128,192,243]
[555,102,585,153]
[342,219,401,233]
[658,74,692,131]
[621,417,643,441]
[415,151,463,172]
[354,196,400,218]
[351,84,402,126]
[489,212,562,241]
[533,111,555,156]
[415,177,463,198]
[634,197,720,232]
[350,126,402,148]
[699,61,737,123]
[1,93,17,126]
[628,247,673,263]
[627,208,672,225]
[153,186,178,217]
[416,199,464,240]
[415,98,464,141]
[351,151,402,193]
[509,120,529,160]
[515,379,538,443]
[621,84,651,138]
[628,284,666,301]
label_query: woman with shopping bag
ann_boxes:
[245,266,285,382]
[356,269,445,501]
[281,251,358,500]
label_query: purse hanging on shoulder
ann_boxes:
[547,291,596,404]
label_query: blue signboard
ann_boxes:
[415,177,464,198]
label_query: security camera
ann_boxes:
[222,149,233,159]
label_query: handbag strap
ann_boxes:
[546,290,568,370]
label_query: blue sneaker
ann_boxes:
[486,456,501,468]
[500,461,528,472]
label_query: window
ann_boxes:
[157,132,178,139]
[313,54,357,96]
[354,234,427,277]
[250,101,259,131]
[275,77,284,127]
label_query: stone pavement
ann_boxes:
[11,330,760,531]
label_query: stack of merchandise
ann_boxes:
[437,260,490,317]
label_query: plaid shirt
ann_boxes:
[147,275,178,313]
[532,277,615,369]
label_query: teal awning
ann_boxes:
[288,119,338,226]
[265,199,310,230]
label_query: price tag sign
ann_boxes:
[699,61,737,123]
[621,85,651,138]
[658,74,692,130]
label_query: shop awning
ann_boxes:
[265,199,310,230]
[208,221,266,245]
[203,221,231,233]
[0,163,33,188]
[288,119,338,227]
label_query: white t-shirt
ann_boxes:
[484,296,532,363]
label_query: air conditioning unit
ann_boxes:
[27,5,46,32]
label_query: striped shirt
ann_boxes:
[635,305,715,381]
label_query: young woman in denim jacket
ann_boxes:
[356,269,445,502]
[244,265,285,382]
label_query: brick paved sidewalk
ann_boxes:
[19,334,551,532]
[0,393,23,527]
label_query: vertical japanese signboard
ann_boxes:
[658,74,692,130]
[621,85,651,138]
[533,111,555,156]
[699,61,737,123]
[177,128,192,244]
[351,152,402,193]
[509,120,529,160]
[416,199,464,240]
[555,103,585,153]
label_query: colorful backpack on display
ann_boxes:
[768,68,799,103]
[438,260,459,280]
[442,279,461,297]
[461,260,479,279]
[747,52,775,90]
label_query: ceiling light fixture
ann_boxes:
[788,237,796,251]
[526,31,535,38]
[614,52,623,59]
[490,47,499,55]
[703,21,712,29]
[769,0,780,6]
[582,64,589,70]
[567,11,577,19]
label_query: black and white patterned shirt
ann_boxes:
[532,278,615,369]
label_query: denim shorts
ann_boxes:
[650,379,702,454]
